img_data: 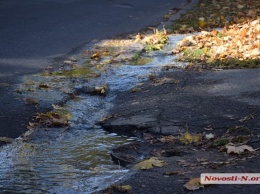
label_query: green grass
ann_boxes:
[181,48,260,69]
[210,58,260,68]
[182,48,209,60]
[213,137,229,147]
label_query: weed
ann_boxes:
[210,58,260,68]
[182,48,209,60]
[132,52,141,62]
[213,137,229,147]
[231,136,249,144]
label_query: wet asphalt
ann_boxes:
[0,0,186,138]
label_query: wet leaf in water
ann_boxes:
[132,157,165,170]
[184,178,204,191]
[29,112,69,129]
[91,52,101,60]
[95,85,108,95]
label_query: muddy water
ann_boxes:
[0,35,187,193]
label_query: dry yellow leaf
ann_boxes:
[198,17,206,28]
[121,185,132,191]
[179,132,201,144]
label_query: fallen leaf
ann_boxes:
[226,145,255,154]
[239,114,256,123]
[91,52,101,60]
[95,85,108,95]
[179,132,201,144]
[134,33,144,42]
[163,171,179,176]
[132,157,165,170]
[159,135,176,143]
[106,185,132,193]
[184,178,204,191]
[121,185,132,192]
[198,17,206,28]
[30,112,69,128]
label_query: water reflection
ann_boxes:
[0,129,133,193]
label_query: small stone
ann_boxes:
[68,57,77,62]
[205,133,214,140]
[64,60,72,65]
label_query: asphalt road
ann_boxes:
[0,0,185,139]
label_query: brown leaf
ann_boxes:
[163,171,179,176]
[184,178,204,191]
[106,185,132,193]
[91,52,101,60]
[159,135,176,143]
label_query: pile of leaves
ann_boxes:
[173,20,260,68]
[135,29,168,51]
[28,112,70,129]
[168,0,260,33]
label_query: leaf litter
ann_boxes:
[184,178,204,191]
[170,0,260,68]
[132,157,165,170]
[225,144,255,154]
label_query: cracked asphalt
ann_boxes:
[0,0,185,138]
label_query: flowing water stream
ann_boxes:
[0,35,187,193]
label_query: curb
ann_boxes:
[158,0,199,30]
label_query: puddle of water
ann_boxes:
[130,57,153,66]
[0,129,135,194]
[48,67,100,78]
[1,34,190,193]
